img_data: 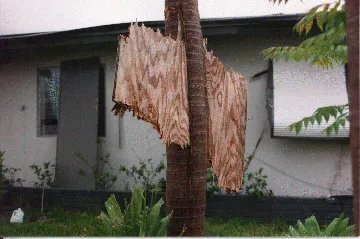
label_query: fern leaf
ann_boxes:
[295,122,302,135]
[315,113,322,125]
[316,10,326,31]
[305,17,314,35]
[288,123,295,133]
[323,3,331,12]
[303,117,310,129]
[298,221,308,236]
[322,215,342,236]
[322,109,330,123]
[333,122,340,134]
[325,126,333,136]
[328,1,341,25]
[346,225,355,235]
[338,106,344,114]
[304,216,321,236]
[289,225,300,237]
[339,118,346,127]
[337,218,349,236]
[329,107,338,118]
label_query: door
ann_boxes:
[55,57,100,190]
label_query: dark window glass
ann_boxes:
[38,68,60,136]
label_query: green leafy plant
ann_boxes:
[207,156,273,200]
[98,188,173,236]
[3,167,25,187]
[29,162,55,188]
[0,151,24,188]
[0,151,7,201]
[76,138,117,191]
[119,157,166,193]
[287,104,349,136]
[76,152,118,191]
[242,167,273,200]
[263,1,346,69]
[239,155,273,200]
[262,0,348,136]
[207,167,221,195]
[289,213,354,237]
[29,161,55,213]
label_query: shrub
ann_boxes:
[75,139,118,191]
[29,161,55,213]
[207,155,273,199]
[119,157,166,192]
[76,152,118,191]
[99,188,172,236]
[206,167,221,195]
[29,162,55,188]
[289,213,355,237]
[0,151,24,188]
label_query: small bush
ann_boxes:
[99,188,172,236]
[0,151,24,188]
[76,152,117,191]
[119,157,166,192]
[29,162,55,188]
[289,213,355,237]
[207,155,273,199]
[29,161,55,213]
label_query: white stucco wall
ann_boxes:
[0,45,166,190]
[207,33,352,197]
[0,28,352,197]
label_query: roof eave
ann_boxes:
[0,14,304,50]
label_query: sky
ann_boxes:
[0,0,336,35]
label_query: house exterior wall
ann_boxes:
[0,29,352,197]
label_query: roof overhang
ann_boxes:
[0,14,304,50]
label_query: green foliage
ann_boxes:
[0,207,290,237]
[76,139,117,190]
[205,217,289,237]
[99,189,172,236]
[207,156,273,200]
[263,1,349,136]
[207,168,221,194]
[289,213,354,237]
[29,162,55,188]
[0,151,7,201]
[119,158,166,193]
[29,161,56,213]
[261,1,346,69]
[0,151,7,189]
[241,156,273,200]
[0,151,24,188]
[243,168,274,200]
[75,152,118,191]
[287,104,349,136]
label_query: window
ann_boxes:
[38,66,105,137]
[38,67,60,136]
[268,60,349,138]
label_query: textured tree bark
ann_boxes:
[346,0,359,236]
[164,0,207,236]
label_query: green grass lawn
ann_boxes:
[0,207,290,237]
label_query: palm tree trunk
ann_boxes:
[164,0,207,236]
[346,0,359,235]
